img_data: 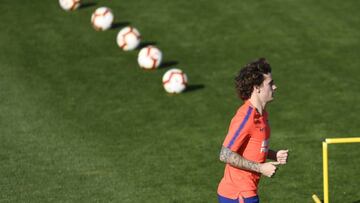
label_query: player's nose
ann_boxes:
[273,84,277,90]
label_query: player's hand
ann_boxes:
[276,149,289,164]
[259,162,279,178]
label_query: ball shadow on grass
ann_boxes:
[136,41,157,50]
[79,2,97,9]
[159,61,178,69]
[111,22,131,30]
[184,84,205,93]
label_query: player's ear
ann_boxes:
[253,86,260,93]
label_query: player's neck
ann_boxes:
[249,96,266,115]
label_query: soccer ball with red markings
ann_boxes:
[59,0,81,11]
[116,26,141,51]
[137,46,162,70]
[91,7,114,31]
[162,69,188,93]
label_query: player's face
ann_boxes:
[259,73,277,103]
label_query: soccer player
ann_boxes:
[217,58,289,203]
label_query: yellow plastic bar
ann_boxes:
[312,194,321,203]
[325,137,360,144]
[323,142,329,203]
[313,137,360,203]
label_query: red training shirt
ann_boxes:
[217,100,270,199]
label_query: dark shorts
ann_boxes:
[218,194,259,203]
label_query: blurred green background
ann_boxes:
[0,0,359,202]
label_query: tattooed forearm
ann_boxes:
[219,146,261,173]
[219,145,232,162]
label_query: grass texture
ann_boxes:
[0,0,359,202]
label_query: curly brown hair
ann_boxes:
[235,58,272,100]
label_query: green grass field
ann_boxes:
[1,0,360,202]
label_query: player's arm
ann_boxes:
[267,149,289,164]
[219,146,279,177]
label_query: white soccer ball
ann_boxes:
[116,26,141,51]
[162,68,188,93]
[91,7,114,31]
[59,0,81,11]
[137,46,162,69]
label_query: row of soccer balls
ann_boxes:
[59,0,188,94]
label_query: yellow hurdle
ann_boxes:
[323,142,329,203]
[325,137,360,144]
[312,137,360,203]
[312,194,321,203]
